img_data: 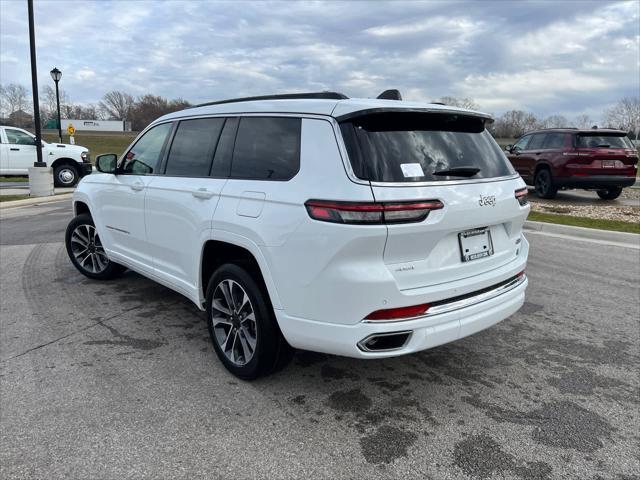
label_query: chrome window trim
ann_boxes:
[362,274,526,323]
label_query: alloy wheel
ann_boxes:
[535,171,549,195]
[211,279,258,366]
[70,224,109,274]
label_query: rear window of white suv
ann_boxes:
[340,112,514,183]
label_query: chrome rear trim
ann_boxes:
[363,274,526,323]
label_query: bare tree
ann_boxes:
[41,85,69,119]
[493,110,541,138]
[574,114,593,129]
[438,96,480,110]
[541,115,569,129]
[603,97,640,136]
[0,83,31,116]
[99,91,134,120]
[128,95,191,130]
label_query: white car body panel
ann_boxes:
[73,97,530,359]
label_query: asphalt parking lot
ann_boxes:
[1,200,638,479]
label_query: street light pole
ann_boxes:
[50,67,62,142]
[27,0,45,167]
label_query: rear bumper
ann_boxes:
[276,274,527,358]
[555,175,635,189]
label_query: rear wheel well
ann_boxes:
[74,201,91,217]
[201,241,267,301]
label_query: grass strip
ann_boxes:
[528,211,639,234]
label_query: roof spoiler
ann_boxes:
[376,89,402,101]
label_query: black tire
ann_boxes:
[65,213,126,280]
[54,164,79,187]
[206,263,293,380]
[534,168,558,199]
[596,187,623,200]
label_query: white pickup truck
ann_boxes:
[0,125,92,186]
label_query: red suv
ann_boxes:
[506,128,638,199]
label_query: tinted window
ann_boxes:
[231,117,301,180]
[527,133,547,150]
[340,112,515,183]
[577,134,633,149]
[513,135,531,151]
[5,129,35,146]
[543,133,566,149]
[165,118,224,177]
[122,123,172,175]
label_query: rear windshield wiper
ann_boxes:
[433,166,481,177]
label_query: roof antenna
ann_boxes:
[377,89,402,101]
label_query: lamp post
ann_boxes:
[27,0,53,198]
[50,67,62,142]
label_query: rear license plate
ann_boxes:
[602,160,616,168]
[459,228,494,262]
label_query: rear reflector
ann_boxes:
[364,303,431,321]
[514,188,528,206]
[305,199,443,225]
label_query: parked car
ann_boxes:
[505,128,638,199]
[0,125,92,186]
[65,91,530,379]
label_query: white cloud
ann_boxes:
[0,0,637,119]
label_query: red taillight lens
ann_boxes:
[514,188,528,206]
[305,199,444,225]
[364,303,431,321]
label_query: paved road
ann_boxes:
[1,200,638,479]
[0,182,29,189]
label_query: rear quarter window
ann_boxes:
[231,117,301,181]
[339,112,515,183]
[577,134,633,149]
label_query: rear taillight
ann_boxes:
[364,303,431,321]
[514,188,528,206]
[304,199,443,225]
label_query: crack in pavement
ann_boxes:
[1,305,143,362]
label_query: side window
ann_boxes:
[5,129,35,146]
[165,118,224,177]
[121,123,172,175]
[527,133,547,151]
[231,117,301,180]
[513,135,531,151]
[543,133,566,149]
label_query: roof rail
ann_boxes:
[194,91,348,108]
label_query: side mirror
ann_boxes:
[96,153,118,174]
[505,144,513,153]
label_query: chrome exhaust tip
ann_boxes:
[357,331,412,352]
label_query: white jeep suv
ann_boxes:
[65,92,530,379]
[0,125,91,186]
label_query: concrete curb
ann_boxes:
[0,193,72,210]
[524,220,639,247]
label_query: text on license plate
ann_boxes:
[458,227,494,262]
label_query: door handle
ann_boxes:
[10,148,19,151]
[192,188,215,199]
[130,182,145,191]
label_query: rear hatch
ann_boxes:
[339,110,527,291]
[573,132,638,175]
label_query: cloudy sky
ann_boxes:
[1,0,638,120]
